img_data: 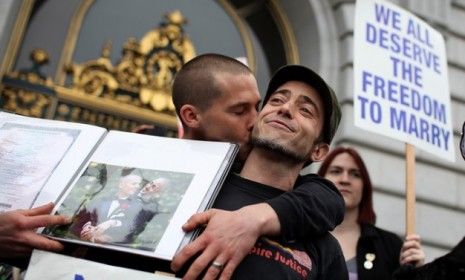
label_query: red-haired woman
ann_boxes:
[318,146,425,280]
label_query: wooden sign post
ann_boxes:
[405,143,416,235]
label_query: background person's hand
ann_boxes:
[400,234,425,267]
[171,203,280,280]
[131,124,155,134]
[0,203,71,259]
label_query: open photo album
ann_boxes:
[0,111,238,260]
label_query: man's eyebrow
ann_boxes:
[272,89,291,96]
[300,95,320,115]
[228,101,259,110]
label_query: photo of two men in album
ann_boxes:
[45,162,194,252]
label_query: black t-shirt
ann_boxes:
[267,174,345,241]
[213,174,348,280]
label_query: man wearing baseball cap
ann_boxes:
[210,64,345,279]
[175,61,346,279]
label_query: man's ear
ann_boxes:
[309,142,329,162]
[179,104,201,129]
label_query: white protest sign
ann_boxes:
[354,0,454,162]
[25,250,179,280]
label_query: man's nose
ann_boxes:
[277,102,293,118]
[248,110,258,130]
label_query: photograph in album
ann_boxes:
[44,162,194,252]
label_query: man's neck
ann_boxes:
[239,148,303,192]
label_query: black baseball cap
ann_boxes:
[262,65,341,145]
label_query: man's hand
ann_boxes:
[95,219,118,232]
[80,221,96,241]
[399,234,425,267]
[0,203,71,259]
[81,220,116,243]
[171,203,280,280]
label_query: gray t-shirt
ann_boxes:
[346,257,358,280]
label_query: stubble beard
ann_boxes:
[251,136,307,164]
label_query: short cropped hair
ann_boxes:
[172,53,252,122]
[317,146,377,225]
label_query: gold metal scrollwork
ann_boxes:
[1,49,53,117]
[8,48,53,86]
[66,10,196,114]
[1,10,186,134]
[67,41,118,98]
[2,87,50,118]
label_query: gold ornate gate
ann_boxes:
[1,10,195,136]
